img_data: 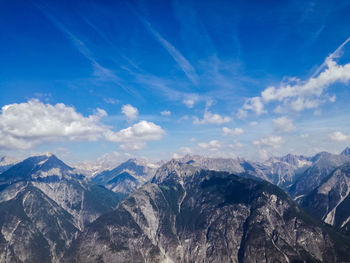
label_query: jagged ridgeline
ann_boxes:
[1,152,350,262]
[0,154,123,262]
[67,161,350,263]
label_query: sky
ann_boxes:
[1,0,350,163]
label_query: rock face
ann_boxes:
[67,161,350,263]
[341,147,350,156]
[92,159,158,196]
[302,163,350,235]
[289,152,350,199]
[177,155,270,182]
[177,154,313,189]
[254,154,312,189]
[0,154,122,262]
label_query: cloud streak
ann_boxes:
[137,15,199,85]
[34,3,137,96]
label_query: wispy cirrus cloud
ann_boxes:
[136,14,199,85]
[34,3,137,96]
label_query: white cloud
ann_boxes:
[172,146,193,159]
[0,99,108,150]
[161,110,171,116]
[122,104,139,121]
[105,120,165,150]
[179,115,189,121]
[272,117,296,132]
[222,127,244,136]
[253,136,284,149]
[198,140,222,151]
[249,121,258,127]
[183,95,198,108]
[259,58,350,106]
[238,97,266,117]
[194,111,231,125]
[0,100,165,151]
[119,142,146,151]
[237,109,248,119]
[228,141,244,149]
[239,38,350,116]
[194,99,231,124]
[329,131,350,142]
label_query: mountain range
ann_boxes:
[0,148,350,262]
[0,154,122,262]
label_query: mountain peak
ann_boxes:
[0,154,73,183]
[341,147,350,156]
[152,159,200,184]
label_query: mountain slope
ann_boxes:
[0,182,78,262]
[255,154,311,188]
[0,156,18,174]
[177,154,313,189]
[92,159,158,196]
[341,147,350,156]
[67,161,350,263]
[302,163,350,235]
[289,152,350,198]
[0,154,123,262]
[0,154,122,229]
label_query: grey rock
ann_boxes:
[68,161,350,263]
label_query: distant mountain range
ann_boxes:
[0,148,350,262]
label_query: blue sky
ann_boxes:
[1,0,350,163]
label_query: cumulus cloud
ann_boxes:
[222,127,244,136]
[194,111,231,125]
[272,117,296,132]
[238,97,266,118]
[249,121,258,127]
[122,104,139,121]
[253,136,284,149]
[0,100,165,151]
[194,99,231,125]
[161,110,171,116]
[329,131,350,142]
[198,140,222,151]
[183,95,198,108]
[0,99,108,150]
[105,120,165,150]
[238,38,350,117]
